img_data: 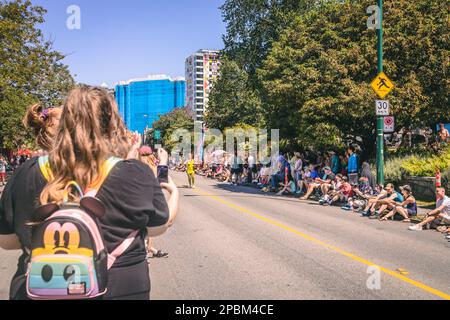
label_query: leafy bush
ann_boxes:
[382,155,415,184]
[401,147,450,176]
[442,170,450,192]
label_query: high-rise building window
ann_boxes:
[115,76,186,134]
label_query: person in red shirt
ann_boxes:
[325,176,353,205]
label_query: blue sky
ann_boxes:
[31,0,226,87]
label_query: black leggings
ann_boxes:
[103,259,151,300]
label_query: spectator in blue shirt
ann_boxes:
[347,146,358,174]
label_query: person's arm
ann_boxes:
[0,178,22,250]
[147,149,179,233]
[126,132,142,159]
[353,188,363,197]
[427,204,446,217]
[157,176,179,228]
[387,193,398,203]
[0,234,21,250]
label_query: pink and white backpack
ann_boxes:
[25,156,138,300]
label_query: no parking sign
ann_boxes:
[383,116,395,133]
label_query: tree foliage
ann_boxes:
[151,107,195,152]
[220,0,314,75]
[205,58,263,130]
[258,0,449,157]
[212,0,449,158]
[0,0,75,149]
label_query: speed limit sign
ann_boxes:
[376,100,390,116]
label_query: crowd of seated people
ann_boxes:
[170,147,449,241]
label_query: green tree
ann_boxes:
[151,107,195,152]
[214,0,333,144]
[205,59,263,130]
[257,0,449,157]
[0,0,75,149]
[221,0,313,75]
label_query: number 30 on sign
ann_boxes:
[376,100,390,116]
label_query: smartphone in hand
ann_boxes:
[157,165,169,183]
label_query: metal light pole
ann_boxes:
[376,0,385,185]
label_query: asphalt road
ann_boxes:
[1,172,450,300]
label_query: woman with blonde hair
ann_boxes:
[0,86,179,300]
[23,104,62,152]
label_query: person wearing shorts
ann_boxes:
[185,153,196,188]
[380,185,417,222]
[409,188,450,231]
[322,176,352,205]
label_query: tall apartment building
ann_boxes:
[115,75,185,133]
[185,49,221,122]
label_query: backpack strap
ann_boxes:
[38,156,54,182]
[38,156,138,268]
[84,157,123,197]
[38,156,122,197]
[107,230,140,269]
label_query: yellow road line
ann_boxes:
[186,184,450,300]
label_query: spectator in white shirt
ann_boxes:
[409,188,450,231]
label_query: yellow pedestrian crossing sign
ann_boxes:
[371,72,394,99]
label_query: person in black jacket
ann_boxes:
[0,86,179,300]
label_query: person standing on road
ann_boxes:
[185,153,196,188]
[0,86,179,300]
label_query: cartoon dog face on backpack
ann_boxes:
[31,222,94,257]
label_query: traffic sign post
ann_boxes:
[376,0,384,185]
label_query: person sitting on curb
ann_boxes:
[276,176,297,196]
[409,187,450,231]
[341,177,373,211]
[368,183,404,219]
[362,184,387,216]
[320,174,342,205]
[296,165,315,195]
[322,175,352,206]
[380,185,417,222]
[269,155,291,192]
[300,166,335,200]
